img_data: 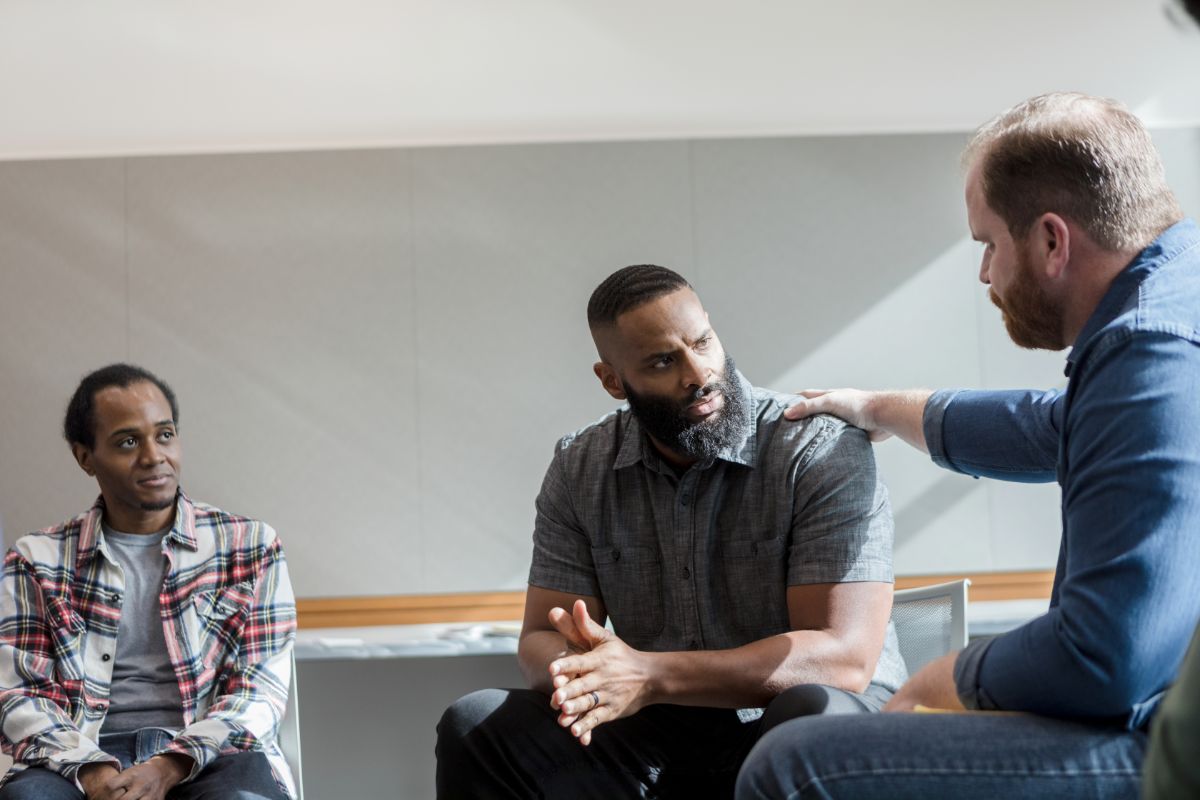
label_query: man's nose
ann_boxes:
[979,256,991,285]
[140,440,165,464]
[680,352,710,389]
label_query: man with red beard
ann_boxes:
[737,92,1200,799]
[437,265,903,798]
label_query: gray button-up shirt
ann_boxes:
[529,372,907,692]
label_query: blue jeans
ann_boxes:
[735,711,1146,799]
[0,728,287,800]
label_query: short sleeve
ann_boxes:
[526,442,601,597]
[788,418,894,586]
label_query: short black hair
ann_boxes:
[1184,0,1200,26]
[63,363,179,449]
[587,265,692,328]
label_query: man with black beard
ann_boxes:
[436,265,902,799]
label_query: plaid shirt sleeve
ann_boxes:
[160,529,297,781]
[0,550,121,783]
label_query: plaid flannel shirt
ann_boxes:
[0,492,297,797]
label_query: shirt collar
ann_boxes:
[76,490,199,567]
[611,370,759,471]
[1065,218,1200,375]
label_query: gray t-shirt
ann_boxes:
[99,525,185,733]
[528,372,907,692]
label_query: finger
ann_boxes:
[579,729,592,746]
[571,599,609,646]
[548,607,589,650]
[549,652,596,679]
[569,704,610,739]
[554,681,602,715]
[784,393,829,420]
[557,711,580,729]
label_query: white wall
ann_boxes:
[2,127,1197,598]
[1,1,1199,159]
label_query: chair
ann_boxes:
[278,651,305,800]
[890,579,970,675]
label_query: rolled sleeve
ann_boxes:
[953,635,998,710]
[923,389,962,473]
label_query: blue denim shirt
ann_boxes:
[927,219,1200,730]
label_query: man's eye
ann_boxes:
[695,337,712,350]
[158,430,175,442]
[651,357,672,369]
[119,438,137,448]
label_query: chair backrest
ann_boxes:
[890,579,970,676]
[279,651,305,800]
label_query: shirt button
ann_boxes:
[681,567,691,580]
[689,639,700,650]
[110,593,120,603]
[680,494,690,506]
[101,653,111,662]
[611,548,621,561]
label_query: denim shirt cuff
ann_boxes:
[953,635,996,710]
[923,389,963,472]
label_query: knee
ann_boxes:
[761,684,838,733]
[737,719,830,800]
[0,769,82,800]
[438,688,511,744]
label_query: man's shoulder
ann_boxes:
[186,497,281,549]
[554,406,632,460]
[10,509,91,565]
[748,384,860,455]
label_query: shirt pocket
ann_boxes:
[188,581,253,671]
[46,595,87,682]
[591,545,664,643]
[719,535,790,634]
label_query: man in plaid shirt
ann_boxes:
[0,364,297,800]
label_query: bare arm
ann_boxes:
[645,581,892,707]
[548,581,893,743]
[784,389,933,453]
[517,585,607,694]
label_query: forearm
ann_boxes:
[646,630,875,709]
[867,390,933,453]
[518,629,574,694]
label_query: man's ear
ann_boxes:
[1035,212,1072,281]
[71,443,95,476]
[593,362,626,401]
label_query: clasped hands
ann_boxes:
[546,599,653,746]
[78,753,192,800]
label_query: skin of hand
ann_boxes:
[547,600,655,746]
[783,389,892,441]
[79,754,192,800]
[883,652,966,712]
[107,754,192,800]
[78,763,122,800]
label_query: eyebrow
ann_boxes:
[640,328,714,364]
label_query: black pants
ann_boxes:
[435,683,891,800]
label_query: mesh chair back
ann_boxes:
[890,579,970,676]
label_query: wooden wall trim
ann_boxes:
[296,570,1054,629]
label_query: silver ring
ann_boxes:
[588,690,600,709]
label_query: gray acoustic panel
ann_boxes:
[296,654,524,800]
[691,134,995,573]
[0,159,128,543]
[412,141,694,592]
[123,150,420,597]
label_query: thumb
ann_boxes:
[572,599,609,645]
